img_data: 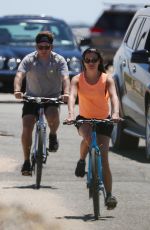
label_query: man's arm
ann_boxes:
[14,71,26,99]
[62,75,70,103]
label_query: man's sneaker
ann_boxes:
[105,194,117,210]
[49,134,59,152]
[21,160,32,176]
[75,159,86,177]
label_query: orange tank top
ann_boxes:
[78,72,109,119]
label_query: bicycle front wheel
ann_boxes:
[91,148,100,219]
[35,128,43,189]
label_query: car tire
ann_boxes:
[146,102,150,159]
[111,121,139,150]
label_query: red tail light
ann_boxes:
[90,27,104,33]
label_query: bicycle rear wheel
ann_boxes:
[91,148,100,219]
[35,128,43,189]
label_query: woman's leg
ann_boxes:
[78,124,92,160]
[75,124,91,177]
[97,135,112,193]
[97,134,117,209]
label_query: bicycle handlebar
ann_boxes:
[22,95,64,104]
[63,118,117,126]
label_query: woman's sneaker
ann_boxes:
[75,159,86,177]
[21,160,32,176]
[105,195,117,210]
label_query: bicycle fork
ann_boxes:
[31,122,47,170]
[87,131,106,200]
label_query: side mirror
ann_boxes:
[79,37,91,47]
[131,49,150,63]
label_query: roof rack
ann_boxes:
[102,2,144,11]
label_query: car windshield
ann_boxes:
[0,20,75,48]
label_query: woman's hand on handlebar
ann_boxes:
[111,112,124,123]
[64,113,75,125]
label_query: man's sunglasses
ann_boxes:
[37,45,51,50]
[84,58,99,64]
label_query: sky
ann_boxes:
[0,0,149,26]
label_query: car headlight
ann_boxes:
[7,58,18,70]
[0,56,6,69]
[67,57,81,73]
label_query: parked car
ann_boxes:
[89,3,143,67]
[111,5,150,159]
[70,23,90,43]
[0,15,86,92]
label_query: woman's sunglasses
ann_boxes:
[84,58,99,64]
[37,45,51,50]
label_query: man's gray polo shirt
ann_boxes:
[18,51,69,97]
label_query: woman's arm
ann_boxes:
[67,75,79,121]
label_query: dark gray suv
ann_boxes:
[89,3,143,67]
[112,5,150,159]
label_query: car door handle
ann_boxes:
[122,60,126,67]
[132,65,136,73]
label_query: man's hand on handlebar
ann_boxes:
[60,93,69,103]
[14,91,23,99]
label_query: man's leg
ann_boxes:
[45,106,60,152]
[21,115,35,175]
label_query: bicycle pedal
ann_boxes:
[46,148,50,154]
[43,159,47,164]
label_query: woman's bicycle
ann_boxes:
[23,95,63,189]
[64,118,114,220]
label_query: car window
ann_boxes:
[47,23,74,45]
[0,20,74,46]
[126,17,143,49]
[136,18,150,51]
[95,11,134,32]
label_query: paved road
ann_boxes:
[0,96,150,230]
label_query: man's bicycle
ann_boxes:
[64,118,114,220]
[23,95,63,189]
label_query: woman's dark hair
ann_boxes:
[82,48,106,73]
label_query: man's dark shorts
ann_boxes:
[76,115,114,138]
[22,102,59,117]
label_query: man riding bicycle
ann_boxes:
[14,31,70,176]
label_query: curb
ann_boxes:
[0,94,22,104]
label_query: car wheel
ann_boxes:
[146,103,150,159]
[111,121,139,150]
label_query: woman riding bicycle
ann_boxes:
[65,48,121,210]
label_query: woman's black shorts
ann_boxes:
[76,115,114,137]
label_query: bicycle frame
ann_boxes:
[87,122,106,197]
[64,118,117,218]
[32,106,47,165]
